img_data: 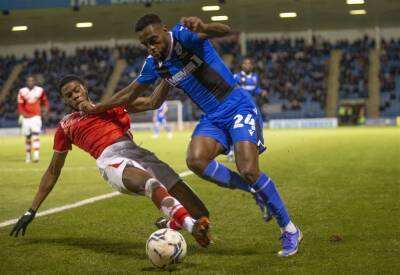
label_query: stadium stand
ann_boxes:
[380,38,400,118]
[1,47,115,127]
[115,45,147,94]
[247,37,330,119]
[1,36,400,127]
[0,55,18,126]
[0,55,17,91]
[338,36,374,100]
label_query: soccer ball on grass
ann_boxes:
[146,228,187,268]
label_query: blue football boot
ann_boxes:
[277,227,303,257]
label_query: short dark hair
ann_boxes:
[135,14,162,32]
[58,75,85,93]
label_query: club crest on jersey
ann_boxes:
[174,42,182,56]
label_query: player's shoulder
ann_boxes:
[143,55,155,66]
[59,112,80,126]
[18,87,28,93]
[34,85,45,94]
[171,23,185,34]
[36,85,45,91]
[171,23,195,41]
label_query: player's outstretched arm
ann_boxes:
[180,16,231,39]
[79,81,150,114]
[9,151,68,237]
[125,80,170,113]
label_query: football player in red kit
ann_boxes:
[10,75,210,247]
[17,76,49,162]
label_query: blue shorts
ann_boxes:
[155,116,167,124]
[192,89,266,155]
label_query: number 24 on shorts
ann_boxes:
[233,114,255,130]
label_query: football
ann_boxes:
[146,228,187,268]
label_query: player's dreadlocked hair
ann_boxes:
[135,14,162,32]
[58,75,85,93]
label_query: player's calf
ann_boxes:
[31,133,40,162]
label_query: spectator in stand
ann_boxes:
[17,76,49,163]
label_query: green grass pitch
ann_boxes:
[0,127,399,274]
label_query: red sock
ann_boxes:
[147,179,193,231]
[167,218,182,230]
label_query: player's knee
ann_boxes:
[238,166,260,184]
[144,178,163,198]
[186,155,207,175]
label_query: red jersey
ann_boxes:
[53,107,131,159]
[17,86,49,118]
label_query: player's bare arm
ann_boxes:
[180,16,231,39]
[31,151,68,210]
[9,151,68,237]
[79,81,150,114]
[125,80,170,113]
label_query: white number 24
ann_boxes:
[233,114,255,129]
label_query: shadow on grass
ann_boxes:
[16,236,201,272]
[140,259,200,272]
[20,237,146,259]
[189,244,266,256]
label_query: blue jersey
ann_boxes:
[137,23,236,114]
[155,102,167,119]
[233,71,262,96]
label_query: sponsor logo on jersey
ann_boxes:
[166,54,203,86]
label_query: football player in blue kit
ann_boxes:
[227,58,266,162]
[79,14,302,256]
[153,102,172,139]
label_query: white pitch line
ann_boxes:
[0,170,193,228]
[0,167,98,172]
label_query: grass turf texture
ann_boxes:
[0,127,399,274]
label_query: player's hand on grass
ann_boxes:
[180,16,206,33]
[9,208,36,237]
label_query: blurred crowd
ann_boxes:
[237,37,330,119]
[0,47,115,127]
[380,38,400,117]
[0,55,17,91]
[338,36,374,100]
[0,36,399,127]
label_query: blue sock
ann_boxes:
[203,160,251,192]
[153,125,159,135]
[251,173,290,227]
